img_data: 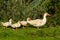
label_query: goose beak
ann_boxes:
[47,14,51,16]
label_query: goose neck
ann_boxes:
[43,14,46,21]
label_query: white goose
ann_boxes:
[1,19,12,27]
[20,21,28,28]
[11,21,21,29]
[27,12,50,28]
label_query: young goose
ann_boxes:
[11,21,21,29]
[20,21,28,28]
[27,12,50,28]
[1,19,12,27]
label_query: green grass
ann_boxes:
[0,25,60,40]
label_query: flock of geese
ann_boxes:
[1,12,50,29]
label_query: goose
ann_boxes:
[1,19,12,27]
[27,12,50,28]
[20,21,28,28]
[11,21,21,29]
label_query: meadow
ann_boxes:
[0,25,60,40]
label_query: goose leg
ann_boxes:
[23,26,25,28]
[37,27,40,29]
[15,27,17,30]
[12,27,16,30]
[3,26,6,29]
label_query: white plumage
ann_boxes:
[11,21,21,28]
[1,19,12,27]
[20,21,28,26]
[27,12,50,28]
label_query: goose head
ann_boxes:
[27,17,32,21]
[44,12,50,17]
[9,19,12,23]
[43,12,50,21]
